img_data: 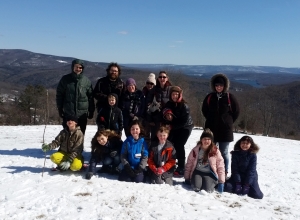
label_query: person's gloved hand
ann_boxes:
[134,166,143,174]
[86,172,93,180]
[156,167,165,175]
[110,151,117,157]
[58,157,73,171]
[41,143,50,152]
[88,112,94,119]
[58,108,64,118]
[218,183,224,193]
[242,185,250,195]
[234,183,242,195]
[124,164,136,178]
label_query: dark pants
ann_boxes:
[191,170,218,192]
[63,113,88,134]
[149,170,173,185]
[118,169,144,183]
[225,177,264,199]
[169,125,193,168]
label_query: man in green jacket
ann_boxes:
[56,59,95,134]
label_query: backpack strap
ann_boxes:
[207,93,212,105]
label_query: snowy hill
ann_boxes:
[0,125,299,219]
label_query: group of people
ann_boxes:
[41,59,263,199]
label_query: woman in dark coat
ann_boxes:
[163,86,194,176]
[202,73,240,176]
[224,136,263,199]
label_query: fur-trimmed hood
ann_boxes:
[210,73,230,92]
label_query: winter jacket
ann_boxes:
[56,72,95,118]
[164,101,194,130]
[184,144,225,183]
[148,140,176,177]
[93,76,125,111]
[147,81,172,110]
[202,74,240,142]
[48,127,84,161]
[97,93,123,135]
[120,136,149,170]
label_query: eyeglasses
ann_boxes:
[146,82,154,85]
[159,76,167,79]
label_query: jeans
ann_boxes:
[217,142,230,172]
[102,155,120,166]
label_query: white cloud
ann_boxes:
[118,31,128,35]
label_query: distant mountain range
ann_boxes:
[1,49,300,89]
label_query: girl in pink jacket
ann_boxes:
[184,129,225,193]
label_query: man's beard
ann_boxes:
[109,73,118,80]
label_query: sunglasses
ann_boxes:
[146,82,154,85]
[159,76,167,79]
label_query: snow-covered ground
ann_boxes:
[0,125,299,220]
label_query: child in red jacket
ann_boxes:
[148,126,176,185]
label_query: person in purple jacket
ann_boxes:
[224,136,264,199]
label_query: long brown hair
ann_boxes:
[234,136,260,153]
[197,129,217,163]
[91,129,120,153]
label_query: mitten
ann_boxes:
[110,151,117,157]
[88,112,94,119]
[59,161,71,170]
[124,164,136,178]
[234,183,242,195]
[41,143,50,152]
[86,172,93,180]
[156,167,165,175]
[184,179,191,185]
[242,185,250,195]
[218,183,224,193]
[58,108,64,118]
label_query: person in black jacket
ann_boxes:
[163,86,194,176]
[121,78,146,137]
[96,93,123,136]
[86,129,123,179]
[224,136,263,199]
[202,73,240,176]
[93,62,125,112]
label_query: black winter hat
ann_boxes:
[213,76,225,85]
[200,128,214,141]
[66,115,78,123]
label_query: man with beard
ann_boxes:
[93,62,125,117]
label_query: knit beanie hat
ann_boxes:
[146,73,156,85]
[126,78,136,87]
[213,76,225,85]
[162,108,175,119]
[66,115,78,124]
[200,128,214,141]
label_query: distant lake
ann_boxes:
[233,79,264,88]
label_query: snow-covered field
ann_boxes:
[0,125,299,220]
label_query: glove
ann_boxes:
[124,164,136,178]
[184,179,191,185]
[58,161,71,170]
[134,166,143,174]
[86,172,93,180]
[41,143,50,152]
[218,183,224,193]
[88,112,94,119]
[110,151,117,157]
[242,185,250,195]
[234,183,242,195]
[156,167,165,175]
[58,108,64,118]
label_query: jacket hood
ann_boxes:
[71,59,85,73]
[108,93,119,107]
[210,73,230,92]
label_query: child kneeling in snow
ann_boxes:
[86,129,123,179]
[148,126,176,185]
[118,120,149,183]
[184,129,225,193]
[224,136,264,199]
[41,115,84,171]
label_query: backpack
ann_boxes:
[207,92,232,112]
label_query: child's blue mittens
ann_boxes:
[234,183,242,195]
[242,185,250,196]
[41,143,50,152]
[218,183,224,193]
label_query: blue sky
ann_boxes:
[0,0,299,67]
